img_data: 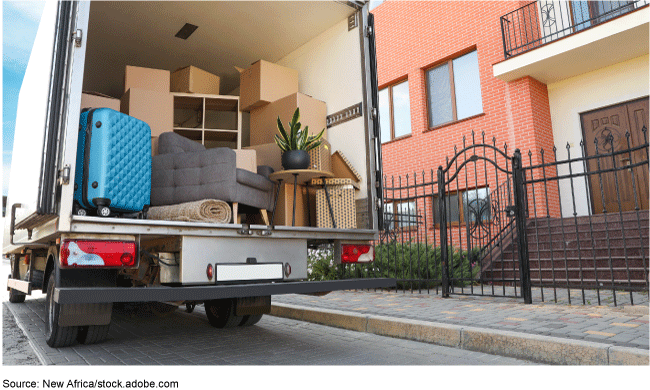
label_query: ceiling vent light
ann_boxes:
[175,23,198,40]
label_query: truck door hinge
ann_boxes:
[58,165,71,185]
[237,223,254,236]
[72,29,83,47]
[371,107,378,120]
[365,25,373,37]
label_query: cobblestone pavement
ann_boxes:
[273,288,650,350]
[2,304,41,365]
[3,300,537,365]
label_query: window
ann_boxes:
[379,80,412,143]
[425,50,483,128]
[571,1,635,31]
[432,187,490,226]
[383,201,419,229]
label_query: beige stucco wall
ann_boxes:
[547,54,649,216]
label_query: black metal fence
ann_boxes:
[312,128,649,306]
[500,0,648,58]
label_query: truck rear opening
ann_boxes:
[4,1,393,349]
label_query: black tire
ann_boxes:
[204,299,243,328]
[77,324,110,345]
[239,314,263,327]
[8,288,26,303]
[45,272,78,348]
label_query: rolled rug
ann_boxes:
[147,199,232,224]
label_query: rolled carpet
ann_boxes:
[147,199,232,224]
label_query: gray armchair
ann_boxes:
[151,132,274,223]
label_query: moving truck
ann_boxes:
[4,1,393,347]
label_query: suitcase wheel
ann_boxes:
[97,206,111,217]
[73,202,87,216]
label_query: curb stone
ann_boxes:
[270,303,649,365]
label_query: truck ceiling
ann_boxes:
[83,1,357,98]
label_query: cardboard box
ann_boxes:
[308,139,332,173]
[124,65,170,93]
[239,60,299,112]
[250,92,327,146]
[120,88,173,138]
[331,150,362,183]
[312,182,356,229]
[234,149,257,173]
[243,143,282,172]
[151,136,159,157]
[273,183,309,227]
[171,66,220,95]
[81,91,121,111]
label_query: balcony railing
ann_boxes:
[500,0,648,58]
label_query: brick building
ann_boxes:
[371,0,648,238]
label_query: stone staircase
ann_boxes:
[481,210,649,289]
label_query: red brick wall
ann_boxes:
[372,1,560,246]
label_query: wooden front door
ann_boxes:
[581,97,649,214]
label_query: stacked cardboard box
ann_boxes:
[81,91,120,111]
[239,60,336,227]
[120,66,173,156]
[171,66,220,95]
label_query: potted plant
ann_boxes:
[274,107,325,170]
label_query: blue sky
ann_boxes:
[3,1,45,196]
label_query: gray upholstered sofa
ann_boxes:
[151,132,274,223]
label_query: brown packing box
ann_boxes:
[234,149,257,173]
[171,66,220,95]
[243,143,282,172]
[250,92,327,146]
[331,150,362,183]
[81,91,121,111]
[312,182,356,229]
[124,65,170,93]
[308,139,332,173]
[120,88,173,138]
[151,136,159,157]
[239,60,299,112]
[274,183,309,227]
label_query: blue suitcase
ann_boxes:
[73,108,151,217]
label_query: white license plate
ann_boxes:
[215,263,284,282]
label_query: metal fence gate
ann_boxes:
[312,128,649,306]
[378,132,532,302]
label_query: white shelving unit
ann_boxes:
[172,92,242,149]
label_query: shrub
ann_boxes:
[307,242,482,290]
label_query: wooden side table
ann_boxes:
[268,169,334,227]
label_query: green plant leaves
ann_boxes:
[275,107,325,151]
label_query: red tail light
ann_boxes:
[60,240,137,268]
[341,244,374,263]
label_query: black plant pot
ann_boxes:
[282,150,310,170]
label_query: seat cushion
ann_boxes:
[236,168,274,192]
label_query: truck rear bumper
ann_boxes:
[53,278,396,304]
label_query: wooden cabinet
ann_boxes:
[172,92,241,149]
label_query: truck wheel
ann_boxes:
[239,314,263,327]
[204,299,242,328]
[45,272,78,347]
[8,288,26,303]
[77,324,110,345]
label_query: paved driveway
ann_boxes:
[3,298,536,365]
